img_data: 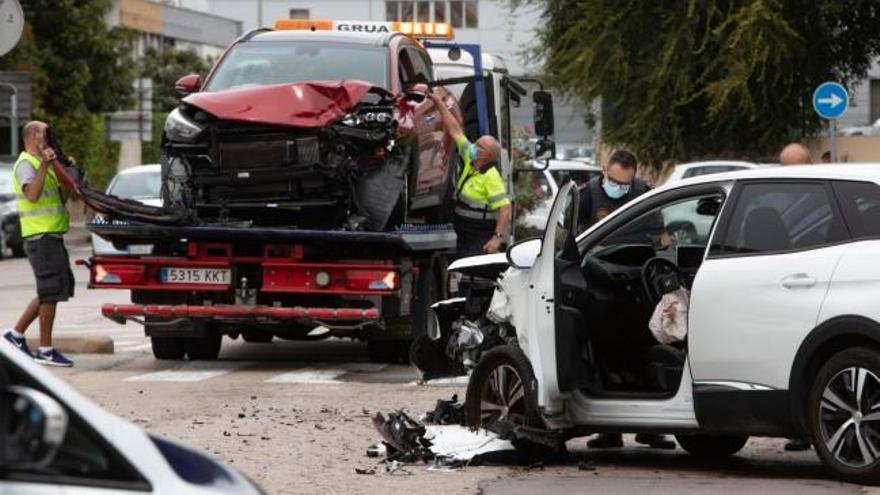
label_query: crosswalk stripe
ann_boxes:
[124,361,255,382]
[265,362,388,384]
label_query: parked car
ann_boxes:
[419,165,880,483]
[664,160,759,184]
[841,119,880,137]
[516,159,602,236]
[0,340,264,494]
[0,162,25,260]
[91,165,162,256]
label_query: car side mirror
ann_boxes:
[404,82,429,103]
[506,237,543,269]
[174,73,201,95]
[1,386,68,470]
[533,90,555,137]
[697,197,721,216]
[535,138,556,161]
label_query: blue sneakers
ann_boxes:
[3,331,33,357]
[34,348,74,367]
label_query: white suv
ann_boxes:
[429,165,880,483]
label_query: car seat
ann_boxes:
[742,207,789,252]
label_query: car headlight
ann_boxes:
[340,113,363,127]
[164,108,203,143]
[360,111,393,124]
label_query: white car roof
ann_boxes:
[116,164,161,176]
[671,163,880,187]
[674,160,758,170]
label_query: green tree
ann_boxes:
[0,0,136,116]
[140,46,212,114]
[514,0,880,167]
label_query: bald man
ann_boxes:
[428,89,512,258]
[3,121,75,367]
[779,143,812,166]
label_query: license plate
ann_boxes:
[160,268,231,285]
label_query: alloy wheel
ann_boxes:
[819,366,880,468]
[480,364,526,426]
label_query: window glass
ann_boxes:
[832,180,880,238]
[288,8,309,19]
[398,49,417,85]
[595,194,722,254]
[407,48,434,82]
[550,169,601,189]
[401,1,414,21]
[514,170,554,238]
[108,171,161,200]
[434,1,447,22]
[417,1,431,21]
[718,182,847,255]
[450,1,463,27]
[385,1,399,21]
[465,0,479,27]
[206,42,388,91]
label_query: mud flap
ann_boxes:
[355,147,408,231]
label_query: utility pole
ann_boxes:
[0,82,18,156]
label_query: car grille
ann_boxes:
[217,133,321,171]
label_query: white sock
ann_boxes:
[38,346,53,353]
[10,330,24,339]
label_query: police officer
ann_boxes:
[2,121,75,367]
[579,149,674,450]
[428,90,511,258]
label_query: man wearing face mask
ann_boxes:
[428,90,512,258]
[578,149,651,232]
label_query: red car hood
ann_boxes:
[183,80,384,128]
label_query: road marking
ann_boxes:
[265,362,388,384]
[124,361,254,382]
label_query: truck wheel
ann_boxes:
[675,434,748,458]
[465,344,560,457]
[151,336,186,360]
[808,347,880,483]
[185,334,222,360]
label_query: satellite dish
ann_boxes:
[0,0,25,58]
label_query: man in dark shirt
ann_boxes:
[578,149,675,450]
[579,149,651,231]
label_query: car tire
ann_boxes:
[808,347,880,484]
[675,434,748,458]
[465,344,560,457]
[151,336,186,360]
[185,334,222,360]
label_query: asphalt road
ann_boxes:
[0,243,877,494]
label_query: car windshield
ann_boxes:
[108,171,161,200]
[206,42,388,91]
[0,167,15,202]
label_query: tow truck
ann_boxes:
[78,19,556,363]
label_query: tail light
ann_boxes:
[94,264,146,285]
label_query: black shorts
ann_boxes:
[25,236,75,303]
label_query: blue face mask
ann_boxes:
[602,179,631,199]
[468,143,478,162]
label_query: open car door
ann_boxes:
[521,181,592,413]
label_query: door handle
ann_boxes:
[781,273,817,289]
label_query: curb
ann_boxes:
[26,335,114,354]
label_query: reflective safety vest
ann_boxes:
[453,135,510,222]
[12,152,69,238]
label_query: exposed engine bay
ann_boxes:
[162,81,412,231]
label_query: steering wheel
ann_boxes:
[641,257,684,305]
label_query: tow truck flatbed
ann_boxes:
[87,219,457,253]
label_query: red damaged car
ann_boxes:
[162,21,460,231]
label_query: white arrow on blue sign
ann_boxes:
[812,82,849,120]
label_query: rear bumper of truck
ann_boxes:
[103,303,379,324]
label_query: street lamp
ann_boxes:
[0,82,18,157]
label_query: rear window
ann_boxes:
[206,42,388,91]
[832,180,880,238]
[715,182,848,255]
[108,171,161,200]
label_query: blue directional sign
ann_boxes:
[812,82,849,120]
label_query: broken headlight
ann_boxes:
[340,109,393,127]
[164,108,203,143]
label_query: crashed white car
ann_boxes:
[418,165,880,483]
[0,340,263,494]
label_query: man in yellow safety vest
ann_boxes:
[3,121,75,367]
